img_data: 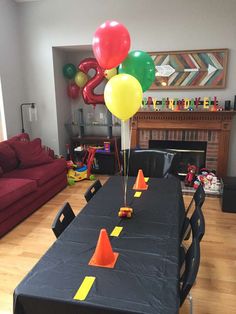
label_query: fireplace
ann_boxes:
[131,111,236,177]
[149,140,207,178]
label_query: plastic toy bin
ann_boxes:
[222,177,236,213]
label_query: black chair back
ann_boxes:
[84,179,102,202]
[180,238,200,306]
[52,202,75,238]
[194,183,205,207]
[190,205,205,242]
[186,183,205,215]
[123,149,176,178]
[181,203,206,244]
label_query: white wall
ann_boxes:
[15,0,236,174]
[0,0,26,137]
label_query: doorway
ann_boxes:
[0,77,7,141]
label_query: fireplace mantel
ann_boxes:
[131,111,236,177]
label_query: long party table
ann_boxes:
[14,176,185,314]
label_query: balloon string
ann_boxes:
[123,118,133,208]
[123,120,127,207]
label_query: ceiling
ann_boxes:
[54,45,92,52]
[14,0,40,3]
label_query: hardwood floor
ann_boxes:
[0,175,236,314]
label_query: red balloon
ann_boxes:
[67,83,80,99]
[92,20,130,69]
[78,58,105,105]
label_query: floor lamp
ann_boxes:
[20,103,37,133]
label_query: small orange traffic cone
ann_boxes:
[133,169,148,190]
[89,229,119,268]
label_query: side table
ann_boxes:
[222,176,236,212]
[71,136,121,175]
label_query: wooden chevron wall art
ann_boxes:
[149,49,228,90]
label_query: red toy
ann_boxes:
[66,160,76,170]
[184,164,198,187]
[83,147,97,179]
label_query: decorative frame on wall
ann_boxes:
[149,48,228,90]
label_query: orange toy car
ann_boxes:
[118,207,133,218]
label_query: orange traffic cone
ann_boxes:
[133,169,148,190]
[89,229,119,268]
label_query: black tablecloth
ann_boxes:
[14,176,185,314]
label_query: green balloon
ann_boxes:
[63,63,77,79]
[118,50,155,92]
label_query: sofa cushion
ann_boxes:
[10,138,53,168]
[0,167,3,177]
[0,142,18,172]
[3,158,67,186]
[0,172,67,225]
[0,178,37,210]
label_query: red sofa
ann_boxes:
[0,133,67,237]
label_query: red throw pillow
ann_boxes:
[0,141,18,172]
[10,138,53,168]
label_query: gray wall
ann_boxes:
[0,0,25,137]
[52,48,71,157]
[4,0,236,174]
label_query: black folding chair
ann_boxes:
[181,205,205,243]
[186,183,205,215]
[182,184,206,241]
[84,179,102,202]
[123,149,176,178]
[180,238,201,314]
[190,206,205,242]
[51,202,75,238]
[180,204,205,280]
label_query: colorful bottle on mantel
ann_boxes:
[147,97,152,110]
[152,98,157,111]
[212,96,218,111]
[142,97,147,111]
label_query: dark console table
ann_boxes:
[71,136,121,175]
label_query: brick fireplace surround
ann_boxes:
[131,111,236,177]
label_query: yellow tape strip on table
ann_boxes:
[74,276,96,301]
[110,226,123,237]
[144,177,149,182]
[134,191,142,198]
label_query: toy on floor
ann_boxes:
[184,164,197,187]
[66,160,77,170]
[67,167,87,182]
[66,144,97,184]
[67,177,76,186]
[195,168,220,191]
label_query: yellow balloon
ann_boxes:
[104,68,117,80]
[75,71,88,88]
[104,74,142,121]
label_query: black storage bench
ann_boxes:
[222,177,236,213]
